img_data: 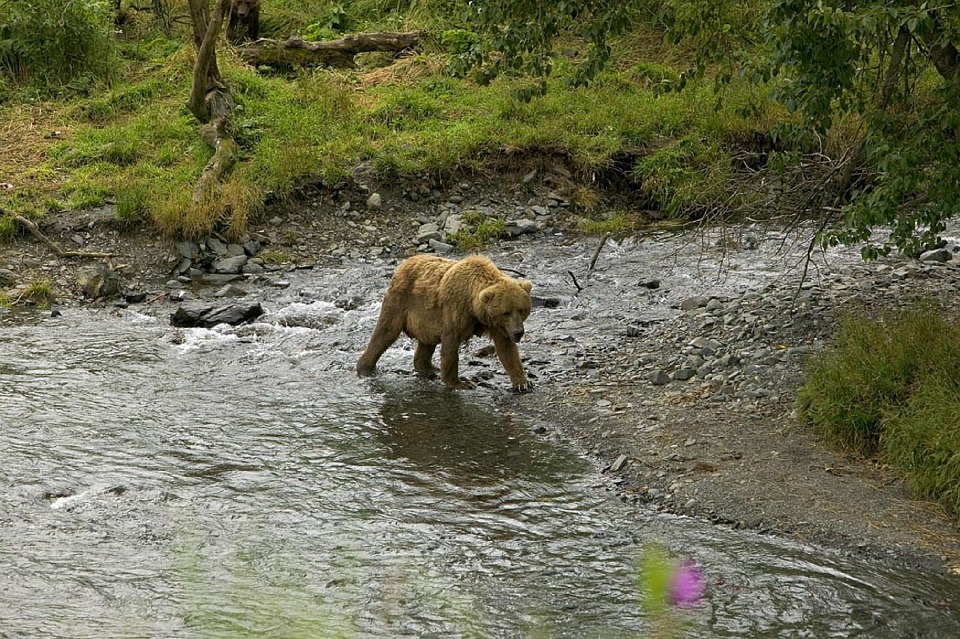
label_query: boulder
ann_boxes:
[170,301,263,328]
[76,264,121,299]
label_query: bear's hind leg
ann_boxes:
[413,342,439,376]
[357,309,405,376]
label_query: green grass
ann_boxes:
[0,0,787,239]
[797,304,960,515]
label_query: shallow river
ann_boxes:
[3,235,960,638]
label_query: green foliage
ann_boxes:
[20,278,55,308]
[633,135,729,217]
[798,305,960,456]
[579,213,635,235]
[439,29,480,55]
[457,0,960,256]
[114,184,149,226]
[885,381,960,515]
[798,304,960,515]
[450,211,506,249]
[0,0,118,90]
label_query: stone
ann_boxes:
[680,296,709,311]
[416,223,442,244]
[428,238,455,254]
[76,264,121,299]
[242,261,265,275]
[213,255,248,274]
[609,454,629,472]
[206,237,228,255]
[920,248,952,263]
[170,301,264,328]
[0,268,16,287]
[443,214,464,237]
[176,240,200,259]
[673,368,697,381]
[504,219,538,236]
[649,370,671,385]
[366,192,382,209]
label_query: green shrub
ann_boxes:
[798,304,960,515]
[885,380,960,515]
[2,0,118,90]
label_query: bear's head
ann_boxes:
[477,278,533,342]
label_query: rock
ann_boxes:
[170,301,264,328]
[213,255,248,274]
[242,261,265,275]
[920,248,952,263]
[639,279,661,289]
[443,214,464,237]
[680,296,709,311]
[0,268,16,287]
[504,219,538,237]
[366,192,382,209]
[213,284,247,298]
[76,264,121,299]
[176,240,200,259]
[649,370,671,385]
[609,454,629,472]
[532,295,561,308]
[417,223,442,244]
[206,237,228,255]
[673,368,696,381]
[428,239,455,254]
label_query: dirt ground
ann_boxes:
[4,172,960,575]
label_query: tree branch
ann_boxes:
[5,210,115,258]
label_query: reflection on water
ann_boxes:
[0,283,959,638]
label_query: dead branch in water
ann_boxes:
[589,233,611,271]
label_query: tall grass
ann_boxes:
[797,305,960,515]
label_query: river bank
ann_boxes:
[4,169,960,574]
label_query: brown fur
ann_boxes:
[357,254,533,391]
[227,0,260,43]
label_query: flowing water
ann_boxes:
[3,236,960,638]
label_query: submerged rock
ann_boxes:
[170,301,264,328]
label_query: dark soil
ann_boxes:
[4,168,960,576]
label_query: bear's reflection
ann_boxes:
[370,379,580,486]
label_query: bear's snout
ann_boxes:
[513,329,524,343]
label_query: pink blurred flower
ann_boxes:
[668,561,705,608]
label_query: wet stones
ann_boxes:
[170,300,264,328]
[76,263,121,299]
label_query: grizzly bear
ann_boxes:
[357,254,533,392]
[227,0,260,43]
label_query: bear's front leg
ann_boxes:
[440,330,476,390]
[492,332,532,393]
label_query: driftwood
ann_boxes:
[235,31,426,69]
[6,210,115,259]
[186,0,238,204]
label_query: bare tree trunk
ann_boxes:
[234,31,426,69]
[186,0,238,205]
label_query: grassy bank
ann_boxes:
[797,305,960,516]
[0,0,787,240]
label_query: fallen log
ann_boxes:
[235,31,426,69]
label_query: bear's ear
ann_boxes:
[518,279,532,293]
[479,286,497,305]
